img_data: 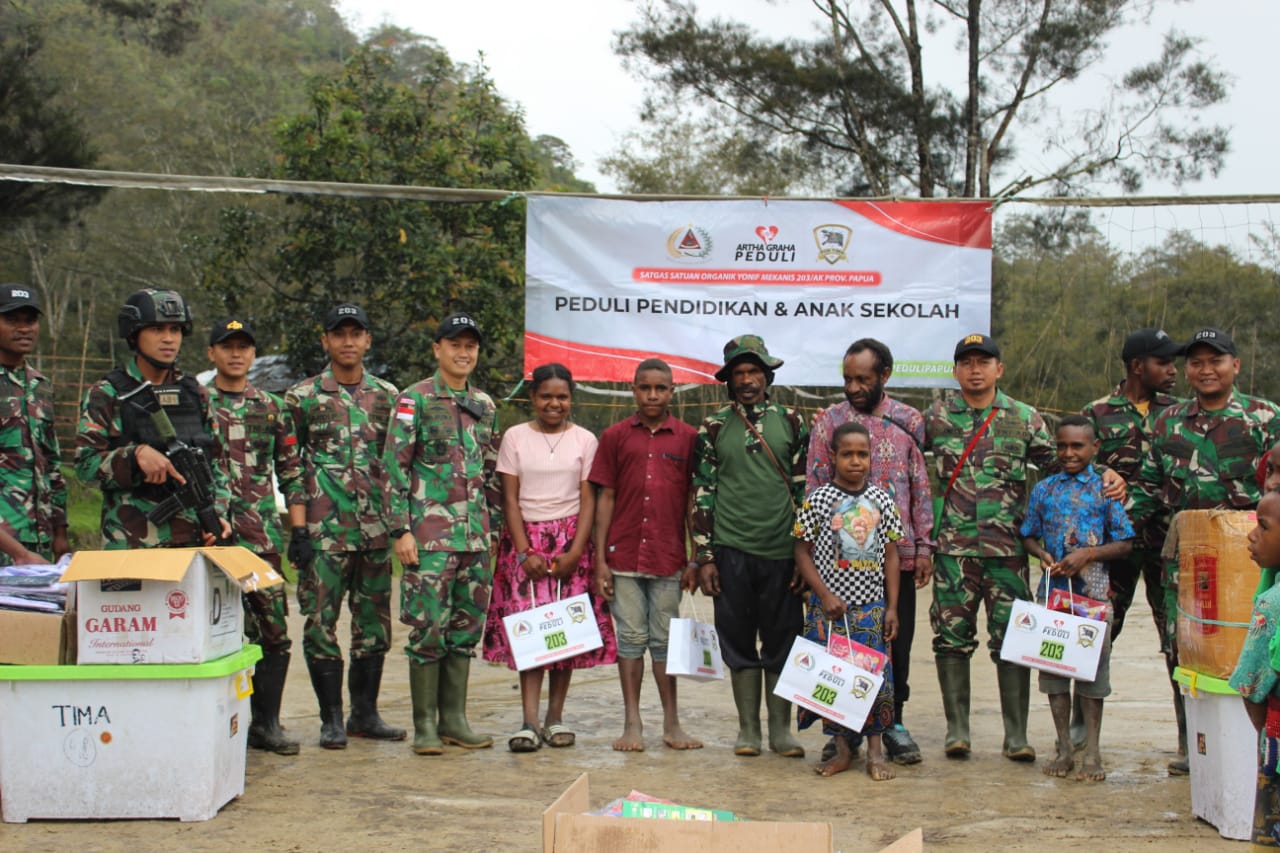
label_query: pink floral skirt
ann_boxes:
[481,514,618,671]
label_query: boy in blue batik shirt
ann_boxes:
[1020,414,1134,783]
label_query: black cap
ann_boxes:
[209,318,257,347]
[323,303,370,331]
[434,312,482,343]
[953,333,1000,361]
[1186,327,1236,355]
[1122,328,1183,362]
[0,284,41,315]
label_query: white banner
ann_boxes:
[525,197,992,386]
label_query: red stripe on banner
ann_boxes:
[524,332,722,384]
[834,201,992,249]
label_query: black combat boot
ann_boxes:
[306,657,347,749]
[248,651,300,755]
[346,654,407,741]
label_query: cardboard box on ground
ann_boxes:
[0,585,76,665]
[60,546,281,664]
[542,773,924,853]
[1175,509,1258,679]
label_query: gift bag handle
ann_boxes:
[523,578,564,606]
[824,615,852,653]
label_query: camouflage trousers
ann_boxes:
[1108,547,1171,652]
[302,548,392,662]
[400,550,493,665]
[241,552,291,655]
[930,553,1030,659]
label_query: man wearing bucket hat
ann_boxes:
[1131,326,1280,773]
[206,317,307,755]
[286,303,404,748]
[691,334,809,758]
[1082,327,1184,767]
[0,284,69,565]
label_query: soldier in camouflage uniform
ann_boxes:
[384,313,500,755]
[1131,326,1280,773]
[206,318,307,755]
[1081,328,1184,766]
[286,303,405,749]
[0,285,69,565]
[691,335,808,759]
[76,289,231,550]
[926,333,1124,762]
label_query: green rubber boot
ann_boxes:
[996,661,1036,761]
[409,661,443,755]
[438,654,493,749]
[729,668,763,756]
[936,656,971,758]
[764,671,805,758]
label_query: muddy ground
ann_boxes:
[2,586,1247,851]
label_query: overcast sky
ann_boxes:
[335,0,1272,208]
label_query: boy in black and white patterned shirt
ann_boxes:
[793,421,903,781]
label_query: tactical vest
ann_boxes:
[105,368,212,501]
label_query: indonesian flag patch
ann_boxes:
[396,397,416,422]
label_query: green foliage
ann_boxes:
[204,33,539,389]
[613,1,1229,198]
[993,214,1280,411]
[531,135,595,193]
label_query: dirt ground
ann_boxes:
[2,585,1247,852]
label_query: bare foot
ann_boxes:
[815,737,853,777]
[662,724,703,750]
[612,721,644,752]
[866,756,896,781]
[1077,757,1106,782]
[1042,751,1074,778]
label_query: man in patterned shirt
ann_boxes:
[1132,326,1280,773]
[0,284,68,565]
[808,337,933,764]
[207,317,307,755]
[692,334,808,758]
[287,303,404,749]
[384,312,499,755]
[1081,327,1183,766]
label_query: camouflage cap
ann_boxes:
[209,317,257,347]
[0,284,40,315]
[714,334,783,382]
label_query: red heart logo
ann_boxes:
[1053,619,1065,628]
[756,226,778,242]
[832,665,842,673]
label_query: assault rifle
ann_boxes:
[118,381,223,541]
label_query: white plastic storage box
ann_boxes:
[0,644,261,823]
[61,547,281,664]
[1174,667,1258,841]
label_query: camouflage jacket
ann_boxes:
[1131,390,1280,524]
[691,400,808,563]
[1082,384,1182,550]
[75,360,229,549]
[286,366,397,551]
[0,361,67,548]
[383,373,501,552]
[925,390,1055,558]
[208,381,306,555]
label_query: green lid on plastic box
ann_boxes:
[1172,666,1239,697]
[0,644,262,681]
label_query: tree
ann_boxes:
[531,134,596,193]
[614,1,1229,197]
[204,30,539,388]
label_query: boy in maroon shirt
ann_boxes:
[592,358,701,751]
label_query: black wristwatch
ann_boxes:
[390,528,410,539]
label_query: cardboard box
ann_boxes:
[542,774,924,852]
[1175,667,1257,841]
[0,644,261,822]
[1175,510,1259,679]
[61,547,281,665]
[0,607,75,665]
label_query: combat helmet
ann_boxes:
[117,289,193,347]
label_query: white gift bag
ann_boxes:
[999,594,1107,682]
[501,581,603,671]
[665,595,725,682]
[773,623,884,730]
